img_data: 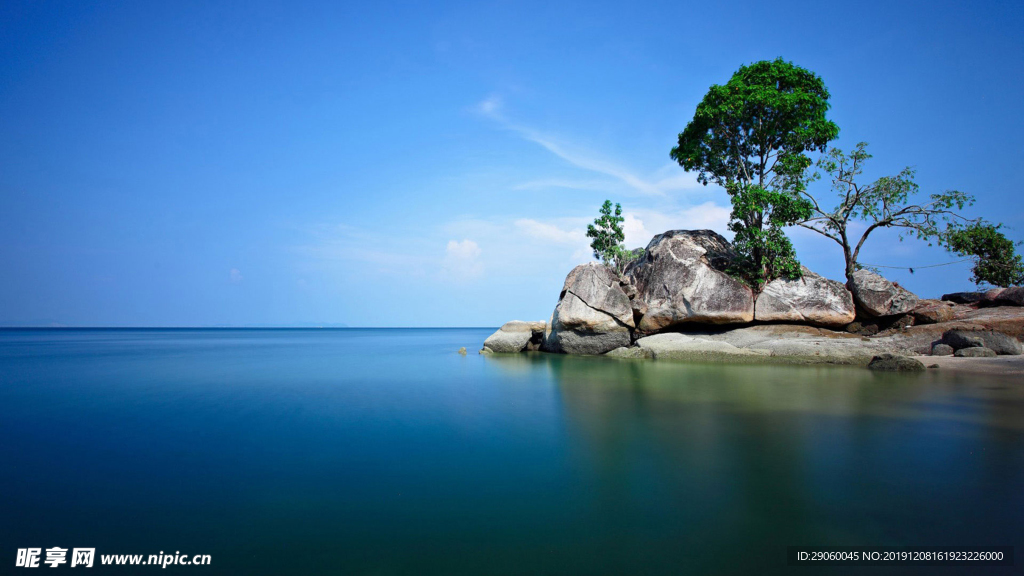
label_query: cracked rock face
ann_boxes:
[755,267,856,328]
[542,263,633,355]
[848,270,919,317]
[627,230,754,331]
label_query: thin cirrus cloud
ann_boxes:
[442,239,484,280]
[475,95,702,197]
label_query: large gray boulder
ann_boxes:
[943,329,1022,355]
[542,263,633,355]
[848,270,919,317]
[942,330,984,350]
[627,230,754,331]
[755,267,856,327]
[482,321,547,353]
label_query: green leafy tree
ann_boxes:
[586,201,642,275]
[671,57,838,289]
[796,142,976,284]
[945,223,1024,287]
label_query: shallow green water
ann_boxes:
[1,328,1021,574]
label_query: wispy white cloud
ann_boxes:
[512,178,622,193]
[475,95,703,197]
[621,202,733,248]
[442,239,484,280]
[514,218,586,245]
[229,268,244,283]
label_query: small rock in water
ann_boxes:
[954,347,997,358]
[928,364,940,369]
[478,347,493,355]
[458,347,467,355]
[867,353,925,372]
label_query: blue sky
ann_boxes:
[1,0,1022,327]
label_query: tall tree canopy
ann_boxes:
[945,222,1024,288]
[672,58,839,289]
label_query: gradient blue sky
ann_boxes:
[2,0,1022,327]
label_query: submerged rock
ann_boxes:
[543,263,633,355]
[867,353,925,372]
[755,267,855,327]
[849,270,919,317]
[605,346,654,359]
[627,230,754,331]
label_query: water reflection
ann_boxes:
[486,354,1024,572]
[1,330,1020,575]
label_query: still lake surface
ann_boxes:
[1,328,1022,574]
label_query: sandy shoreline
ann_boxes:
[913,355,1024,377]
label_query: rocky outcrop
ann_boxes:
[479,224,1024,369]
[943,329,1022,355]
[910,299,957,324]
[941,291,986,305]
[873,306,1024,354]
[542,263,633,355]
[482,321,547,353]
[633,333,771,362]
[615,325,903,366]
[627,230,754,331]
[942,287,1022,307]
[755,267,855,327]
[848,270,919,317]
[997,287,1024,306]
[867,353,925,372]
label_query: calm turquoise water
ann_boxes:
[1,328,1021,575]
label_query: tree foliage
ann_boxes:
[945,223,1024,287]
[671,58,838,289]
[797,142,976,282]
[586,200,641,275]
